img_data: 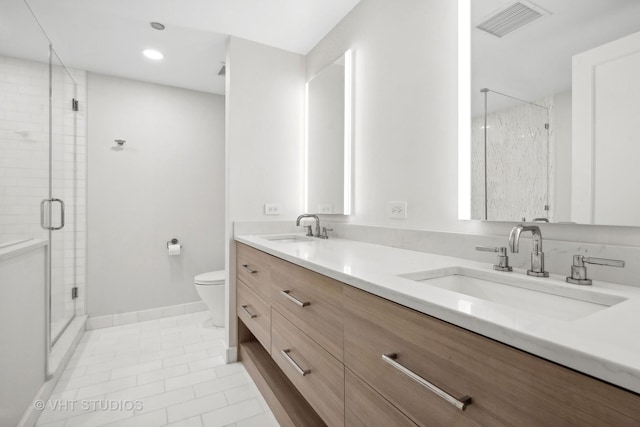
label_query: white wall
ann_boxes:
[225,37,305,356]
[87,73,225,317]
[306,0,640,247]
[307,0,459,229]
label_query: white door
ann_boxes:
[572,31,640,225]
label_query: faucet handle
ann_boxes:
[320,227,333,240]
[566,255,625,286]
[303,225,313,237]
[475,246,513,272]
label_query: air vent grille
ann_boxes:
[476,2,545,38]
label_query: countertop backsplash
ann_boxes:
[233,220,639,288]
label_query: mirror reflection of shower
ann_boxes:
[472,88,550,222]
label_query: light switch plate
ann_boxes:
[264,203,281,215]
[388,201,407,219]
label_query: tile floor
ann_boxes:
[36,311,279,427]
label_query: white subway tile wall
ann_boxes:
[0,55,87,332]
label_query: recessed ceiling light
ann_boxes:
[143,49,164,60]
[150,22,165,31]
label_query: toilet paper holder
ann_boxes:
[167,238,182,249]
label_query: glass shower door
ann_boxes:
[46,47,78,344]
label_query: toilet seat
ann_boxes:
[195,270,225,286]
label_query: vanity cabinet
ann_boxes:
[236,280,271,352]
[272,310,344,426]
[270,256,344,361]
[236,241,275,303]
[345,369,418,427]
[343,285,640,427]
[236,242,640,427]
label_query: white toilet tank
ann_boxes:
[194,270,225,327]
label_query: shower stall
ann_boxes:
[471,88,551,222]
[0,2,86,353]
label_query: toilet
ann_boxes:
[194,270,225,327]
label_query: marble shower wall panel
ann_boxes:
[471,96,553,222]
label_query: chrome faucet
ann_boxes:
[296,214,320,238]
[508,224,549,277]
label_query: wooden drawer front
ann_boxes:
[344,286,640,427]
[236,243,274,302]
[345,369,418,427]
[237,280,271,352]
[271,310,344,427]
[270,260,344,360]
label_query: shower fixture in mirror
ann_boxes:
[304,49,352,215]
[458,0,640,226]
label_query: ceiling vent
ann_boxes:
[476,1,549,38]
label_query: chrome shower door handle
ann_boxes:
[50,198,65,230]
[40,198,65,231]
[40,199,49,230]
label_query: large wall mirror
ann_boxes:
[459,0,640,226]
[305,50,352,215]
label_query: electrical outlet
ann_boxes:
[388,201,407,219]
[264,203,281,215]
[318,204,333,214]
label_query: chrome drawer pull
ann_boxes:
[241,305,257,319]
[382,353,471,411]
[281,349,310,376]
[242,264,258,274]
[281,290,310,307]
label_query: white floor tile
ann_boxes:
[236,411,280,427]
[213,362,246,378]
[201,399,264,427]
[223,383,261,405]
[166,392,228,424]
[185,340,222,354]
[165,369,218,391]
[56,371,111,392]
[100,408,167,427]
[138,364,190,385]
[106,381,165,402]
[76,376,137,399]
[85,355,140,375]
[189,355,225,373]
[63,403,134,427]
[136,386,195,415]
[193,373,250,399]
[35,420,66,427]
[35,311,278,427]
[165,415,204,427]
[111,359,163,379]
[163,350,209,368]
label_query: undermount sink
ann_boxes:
[399,267,626,321]
[261,235,313,243]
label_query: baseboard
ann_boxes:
[86,301,207,330]
[224,345,238,363]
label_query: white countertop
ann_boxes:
[236,233,640,395]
